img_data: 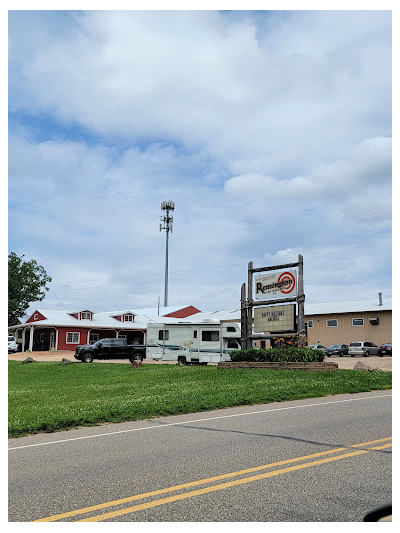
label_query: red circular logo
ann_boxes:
[277,271,296,294]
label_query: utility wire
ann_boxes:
[9,178,391,219]
[8,203,392,232]
[46,250,391,294]
[48,241,391,286]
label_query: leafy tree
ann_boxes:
[8,252,52,326]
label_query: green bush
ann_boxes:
[230,347,324,363]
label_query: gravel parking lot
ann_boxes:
[8,351,392,370]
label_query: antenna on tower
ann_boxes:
[160,200,175,307]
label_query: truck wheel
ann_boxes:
[363,351,369,357]
[82,353,93,363]
[129,353,143,363]
[177,356,186,365]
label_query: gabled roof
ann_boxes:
[14,305,201,330]
[18,309,146,330]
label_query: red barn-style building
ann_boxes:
[10,305,201,352]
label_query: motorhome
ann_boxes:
[146,320,241,364]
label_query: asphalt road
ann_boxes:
[9,390,391,522]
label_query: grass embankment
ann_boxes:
[8,361,392,438]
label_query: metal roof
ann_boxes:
[12,305,200,330]
[11,299,391,331]
[304,298,392,316]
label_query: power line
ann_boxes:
[48,243,392,287]
[9,179,391,219]
[8,203,392,232]
[46,249,391,294]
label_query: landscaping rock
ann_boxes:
[22,357,35,364]
[353,361,380,372]
[61,358,72,365]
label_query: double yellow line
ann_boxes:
[34,437,391,522]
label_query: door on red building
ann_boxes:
[50,332,55,351]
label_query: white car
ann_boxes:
[348,341,379,357]
[8,336,18,353]
[308,344,327,353]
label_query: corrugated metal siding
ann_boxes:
[305,310,391,346]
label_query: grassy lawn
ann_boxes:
[8,361,392,438]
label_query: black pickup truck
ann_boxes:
[74,338,146,363]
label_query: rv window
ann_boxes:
[227,339,239,348]
[202,331,219,342]
[227,326,236,332]
[193,330,197,338]
[158,330,169,341]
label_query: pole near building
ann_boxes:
[160,200,175,307]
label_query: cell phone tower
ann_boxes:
[160,200,175,307]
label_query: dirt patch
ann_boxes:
[7,351,174,365]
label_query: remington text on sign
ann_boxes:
[254,270,297,301]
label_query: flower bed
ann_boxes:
[218,361,338,371]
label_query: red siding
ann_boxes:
[56,327,91,351]
[164,306,201,318]
[56,328,128,350]
[27,310,47,323]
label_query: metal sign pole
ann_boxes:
[240,283,247,350]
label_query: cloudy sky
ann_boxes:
[8,8,392,316]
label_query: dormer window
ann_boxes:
[81,311,92,320]
[124,314,133,322]
[34,313,39,320]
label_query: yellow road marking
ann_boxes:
[33,436,392,522]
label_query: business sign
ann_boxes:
[254,304,296,333]
[254,270,297,301]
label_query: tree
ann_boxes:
[8,252,52,326]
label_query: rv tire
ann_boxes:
[177,356,187,365]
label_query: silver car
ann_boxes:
[348,341,379,357]
[308,344,327,354]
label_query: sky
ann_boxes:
[8,7,392,316]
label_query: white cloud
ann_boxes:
[8,10,392,313]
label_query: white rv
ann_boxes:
[146,320,241,364]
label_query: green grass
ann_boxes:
[8,361,392,438]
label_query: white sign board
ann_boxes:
[254,270,297,301]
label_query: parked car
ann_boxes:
[378,343,392,357]
[348,341,379,357]
[326,344,349,357]
[8,336,18,353]
[74,338,146,363]
[308,344,327,354]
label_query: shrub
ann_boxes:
[230,347,324,363]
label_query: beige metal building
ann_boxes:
[304,299,392,347]
[192,297,392,349]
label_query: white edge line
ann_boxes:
[9,393,391,450]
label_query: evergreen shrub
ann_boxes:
[230,347,324,363]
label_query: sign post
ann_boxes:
[242,254,305,349]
